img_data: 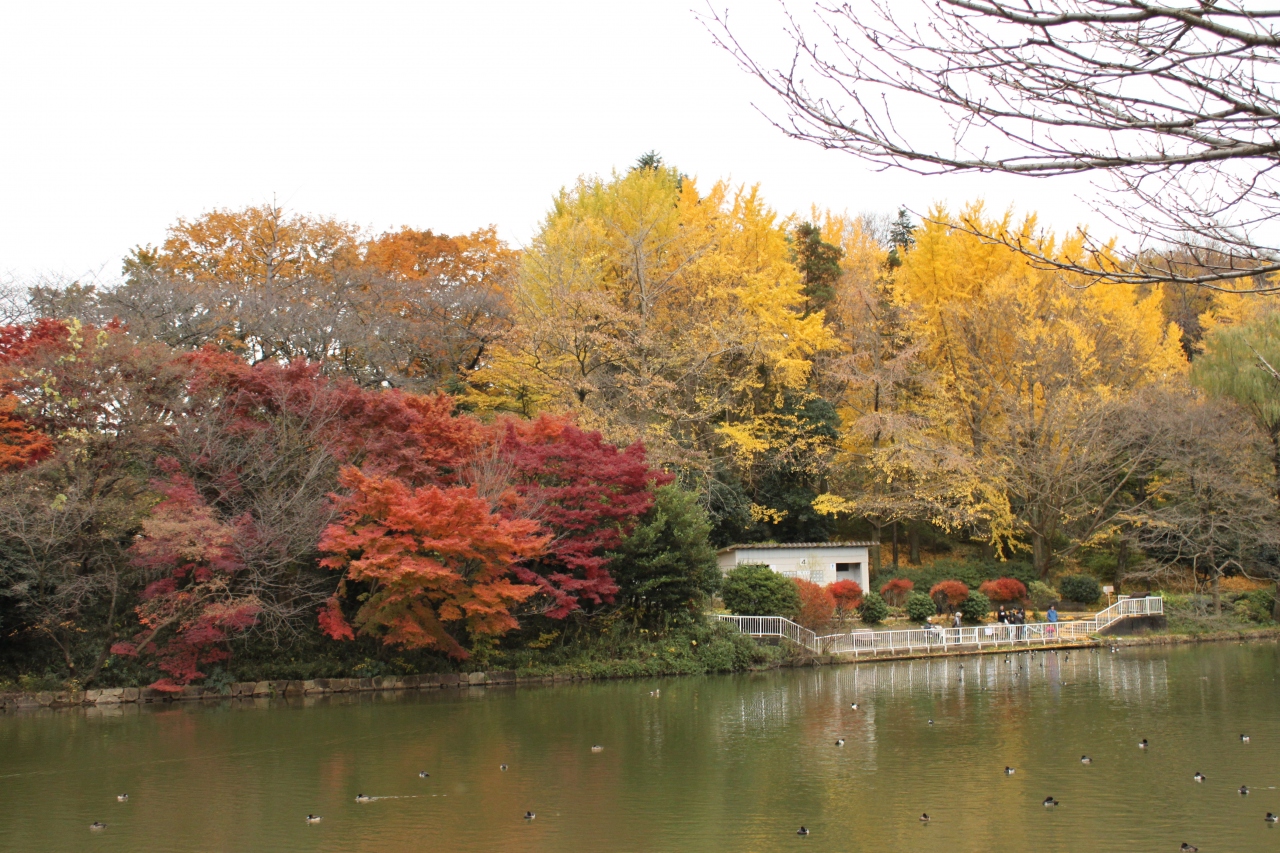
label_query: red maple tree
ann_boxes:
[318,467,547,658]
[879,578,914,607]
[498,415,672,618]
[979,578,1028,603]
[829,579,864,613]
[111,469,261,691]
[929,580,970,609]
[794,578,837,631]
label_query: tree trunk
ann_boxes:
[869,524,882,577]
[1272,429,1280,502]
[892,522,899,568]
[1115,537,1129,593]
[1212,571,1222,616]
[909,527,921,565]
[1272,582,1280,622]
[1032,534,1051,579]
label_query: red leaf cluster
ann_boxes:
[879,578,915,606]
[978,577,1028,602]
[793,578,837,632]
[498,416,672,618]
[318,468,546,658]
[113,473,261,690]
[0,321,672,680]
[929,580,970,607]
[829,579,864,612]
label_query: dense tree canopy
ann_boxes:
[8,156,1280,689]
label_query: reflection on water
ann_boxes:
[0,642,1276,853]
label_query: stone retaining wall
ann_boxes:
[0,670,580,712]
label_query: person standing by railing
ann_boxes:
[1047,605,1058,637]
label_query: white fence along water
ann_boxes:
[718,596,1164,656]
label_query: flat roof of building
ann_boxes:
[717,541,876,555]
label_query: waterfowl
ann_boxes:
[1004,766,1015,775]
[927,720,935,726]
[919,813,930,823]
[1080,756,1092,764]
[355,794,373,803]
[649,689,660,697]
[1266,812,1278,823]
[850,703,858,709]
[835,738,845,747]
[1043,797,1059,807]
[419,771,430,778]
[1194,772,1206,782]
[1241,734,1251,743]
[305,815,322,824]
[116,794,128,802]
[524,811,536,820]
[591,745,604,752]
[1139,739,1148,749]
[500,764,509,771]
[797,826,809,836]
[1180,845,1198,852]
[90,822,107,831]
[1240,785,1250,795]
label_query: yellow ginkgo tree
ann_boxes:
[471,163,833,493]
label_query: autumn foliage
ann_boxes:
[498,415,672,617]
[317,468,546,658]
[829,579,864,612]
[979,578,1028,603]
[793,578,837,632]
[929,580,970,609]
[110,470,261,691]
[879,578,914,607]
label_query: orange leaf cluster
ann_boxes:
[318,468,548,658]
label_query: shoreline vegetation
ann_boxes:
[3,175,1280,701]
[3,612,1276,713]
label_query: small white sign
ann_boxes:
[1102,585,1114,594]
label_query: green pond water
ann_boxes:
[2,641,1279,853]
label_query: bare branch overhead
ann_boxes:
[707,0,1280,289]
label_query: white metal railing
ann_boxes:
[718,596,1163,656]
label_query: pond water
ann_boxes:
[2,641,1278,853]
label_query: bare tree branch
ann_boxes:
[707,0,1280,288]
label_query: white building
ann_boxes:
[717,542,873,592]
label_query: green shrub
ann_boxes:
[721,564,801,617]
[1240,589,1277,623]
[906,591,937,622]
[1028,580,1058,610]
[960,590,992,623]
[858,591,891,625]
[1058,574,1102,604]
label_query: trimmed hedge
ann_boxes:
[906,591,937,622]
[960,591,992,623]
[859,591,891,625]
[721,564,801,617]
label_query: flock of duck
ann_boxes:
[91,744,614,832]
[85,651,1274,848]
[810,649,1273,849]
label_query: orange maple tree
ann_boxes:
[318,467,548,658]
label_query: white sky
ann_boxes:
[0,0,1100,282]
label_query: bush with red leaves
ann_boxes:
[829,579,864,613]
[929,580,970,609]
[793,578,837,632]
[880,578,915,607]
[979,577,1028,603]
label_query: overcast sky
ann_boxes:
[0,1,1100,281]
